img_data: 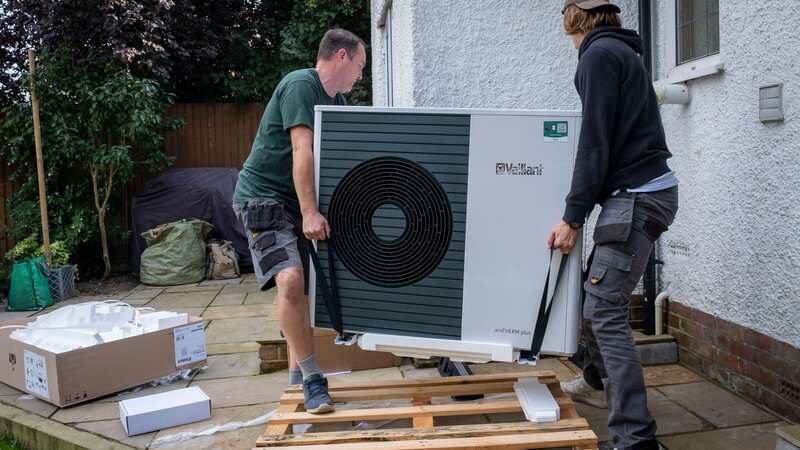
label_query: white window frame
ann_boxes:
[660,0,724,84]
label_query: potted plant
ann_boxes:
[6,235,78,302]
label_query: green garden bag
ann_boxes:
[139,219,213,286]
[7,256,53,311]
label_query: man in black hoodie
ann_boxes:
[547,1,679,450]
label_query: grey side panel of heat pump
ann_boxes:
[315,111,469,339]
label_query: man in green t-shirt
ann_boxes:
[233,28,365,414]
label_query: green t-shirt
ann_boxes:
[233,69,345,214]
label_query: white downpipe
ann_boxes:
[655,291,670,335]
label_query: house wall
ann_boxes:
[652,1,800,349]
[373,0,639,109]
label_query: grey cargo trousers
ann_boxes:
[582,186,678,449]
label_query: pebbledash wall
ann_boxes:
[371,0,800,419]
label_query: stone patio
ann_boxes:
[0,277,792,449]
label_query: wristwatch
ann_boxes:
[567,221,582,230]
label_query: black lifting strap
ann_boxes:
[307,238,348,339]
[521,250,570,361]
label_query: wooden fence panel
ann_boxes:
[0,102,266,262]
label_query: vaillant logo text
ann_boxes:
[495,163,543,176]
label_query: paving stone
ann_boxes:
[152,423,264,450]
[659,421,786,450]
[163,284,222,294]
[657,381,777,428]
[575,388,709,442]
[0,383,23,396]
[204,317,281,344]
[75,420,156,449]
[146,292,217,308]
[201,304,276,320]
[777,424,800,447]
[240,273,258,284]
[123,298,153,307]
[467,357,577,381]
[150,402,276,449]
[194,353,260,380]
[96,379,192,404]
[150,306,207,318]
[220,283,262,295]
[123,289,164,300]
[0,311,35,324]
[0,394,58,417]
[401,368,441,380]
[209,293,246,307]
[51,400,120,423]
[243,290,276,304]
[191,372,288,408]
[199,278,243,286]
[643,364,705,387]
[206,342,261,355]
[646,388,707,436]
[573,402,611,442]
[326,367,404,385]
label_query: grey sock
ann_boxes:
[297,354,323,380]
[289,368,303,385]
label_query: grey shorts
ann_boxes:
[232,199,309,292]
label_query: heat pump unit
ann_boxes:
[310,106,582,364]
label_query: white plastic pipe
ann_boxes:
[654,83,690,105]
[654,291,670,335]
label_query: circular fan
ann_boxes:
[328,157,453,287]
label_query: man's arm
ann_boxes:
[290,125,330,241]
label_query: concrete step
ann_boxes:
[634,332,678,366]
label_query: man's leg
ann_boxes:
[276,267,314,384]
[584,188,677,449]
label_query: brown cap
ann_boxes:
[562,0,621,14]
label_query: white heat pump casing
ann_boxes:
[310,107,582,364]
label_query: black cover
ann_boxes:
[130,168,252,274]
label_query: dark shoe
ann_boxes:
[302,374,335,414]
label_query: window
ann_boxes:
[677,0,719,64]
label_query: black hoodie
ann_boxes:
[563,26,672,225]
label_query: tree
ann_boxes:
[0,51,182,278]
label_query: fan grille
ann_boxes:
[328,156,453,288]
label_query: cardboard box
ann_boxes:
[119,386,211,436]
[313,328,402,373]
[259,328,401,374]
[0,317,207,407]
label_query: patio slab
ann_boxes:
[659,421,786,450]
[206,342,261,355]
[190,372,288,408]
[209,293,246,307]
[150,402,276,450]
[123,289,164,301]
[203,317,281,344]
[198,278,243,286]
[163,284,222,294]
[0,395,57,418]
[243,290,276,304]
[51,400,120,423]
[76,420,156,449]
[643,364,705,387]
[657,381,777,428]
[219,283,262,295]
[201,304,276,320]
[146,292,217,308]
[193,353,260,380]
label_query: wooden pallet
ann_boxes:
[254,370,598,450]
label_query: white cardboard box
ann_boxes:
[119,386,212,436]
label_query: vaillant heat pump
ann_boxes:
[309,106,583,364]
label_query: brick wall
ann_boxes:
[668,301,800,421]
